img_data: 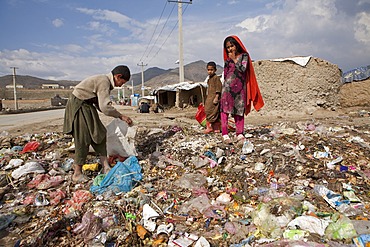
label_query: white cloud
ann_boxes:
[82,21,114,34]
[354,12,370,44]
[235,0,343,55]
[228,0,239,4]
[2,0,369,80]
[76,8,145,34]
[236,15,272,33]
[52,18,64,28]
[359,0,370,5]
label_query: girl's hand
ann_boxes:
[213,98,219,105]
[228,51,236,61]
[229,51,239,63]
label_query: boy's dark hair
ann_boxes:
[207,61,217,69]
[112,65,131,81]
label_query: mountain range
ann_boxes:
[0,60,223,90]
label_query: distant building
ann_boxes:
[42,84,60,89]
[6,84,24,89]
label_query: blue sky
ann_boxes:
[0,0,369,80]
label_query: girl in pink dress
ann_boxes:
[220,35,264,144]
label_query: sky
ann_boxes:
[0,0,369,81]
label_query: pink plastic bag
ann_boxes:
[49,189,66,206]
[27,174,64,190]
[63,190,92,216]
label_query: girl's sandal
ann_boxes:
[222,135,232,145]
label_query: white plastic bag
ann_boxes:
[106,119,137,157]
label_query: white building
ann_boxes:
[42,84,60,89]
[6,84,24,89]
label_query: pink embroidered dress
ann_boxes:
[220,53,248,116]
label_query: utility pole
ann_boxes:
[122,86,125,103]
[137,62,147,97]
[178,2,184,83]
[10,67,19,110]
[168,0,192,83]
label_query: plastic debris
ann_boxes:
[90,156,142,195]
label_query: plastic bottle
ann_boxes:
[242,141,254,154]
[61,158,74,172]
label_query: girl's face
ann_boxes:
[225,41,237,56]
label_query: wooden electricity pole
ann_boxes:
[10,67,19,110]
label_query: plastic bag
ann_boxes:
[287,215,330,236]
[4,158,23,170]
[63,190,92,216]
[195,103,206,127]
[73,211,102,243]
[106,119,137,157]
[90,156,142,195]
[11,161,45,179]
[49,189,66,206]
[20,141,41,154]
[325,215,357,240]
[0,214,16,230]
[27,174,64,190]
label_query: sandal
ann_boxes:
[222,135,232,145]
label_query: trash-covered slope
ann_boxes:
[0,112,369,246]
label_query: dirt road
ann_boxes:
[1,104,369,136]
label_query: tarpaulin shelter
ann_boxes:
[152,82,207,108]
[342,65,370,83]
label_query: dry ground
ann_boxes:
[1,98,369,137]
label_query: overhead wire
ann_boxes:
[142,3,177,64]
[147,4,189,64]
[138,1,168,63]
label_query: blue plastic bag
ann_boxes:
[90,156,142,195]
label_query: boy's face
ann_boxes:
[207,66,216,76]
[114,74,128,87]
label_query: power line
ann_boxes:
[148,4,189,64]
[138,1,168,63]
[142,3,177,64]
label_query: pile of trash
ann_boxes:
[0,115,369,246]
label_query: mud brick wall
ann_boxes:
[338,78,370,107]
[253,57,342,115]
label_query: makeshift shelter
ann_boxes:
[138,96,156,106]
[342,65,370,83]
[152,82,207,108]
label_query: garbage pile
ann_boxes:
[0,115,370,247]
